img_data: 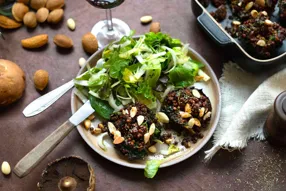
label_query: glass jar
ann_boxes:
[263,91,286,146]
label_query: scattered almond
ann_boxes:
[46,0,65,11]
[140,15,152,24]
[12,3,29,22]
[30,0,47,10]
[1,161,11,175]
[250,10,258,18]
[47,8,64,24]
[21,34,48,49]
[98,123,104,129]
[67,18,76,30]
[23,12,37,28]
[33,69,49,91]
[84,119,91,130]
[150,22,160,33]
[91,127,102,135]
[36,7,49,23]
[53,34,73,48]
[82,32,99,54]
[88,114,95,120]
[0,15,22,29]
[79,57,86,67]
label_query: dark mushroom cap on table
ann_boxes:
[37,156,95,191]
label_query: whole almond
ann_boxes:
[82,32,98,54]
[23,12,37,28]
[53,34,73,48]
[150,22,160,33]
[17,0,29,5]
[46,0,65,11]
[30,0,47,10]
[34,69,49,90]
[47,8,64,24]
[36,7,49,23]
[0,15,22,29]
[12,3,29,22]
[21,34,48,49]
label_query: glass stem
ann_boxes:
[105,9,113,31]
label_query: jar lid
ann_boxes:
[283,98,286,115]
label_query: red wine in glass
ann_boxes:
[86,0,130,47]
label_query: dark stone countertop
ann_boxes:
[0,0,286,190]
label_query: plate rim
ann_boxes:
[71,36,221,169]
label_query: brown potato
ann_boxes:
[0,59,26,106]
[33,69,49,91]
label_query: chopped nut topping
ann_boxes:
[192,89,201,98]
[245,2,254,11]
[257,39,266,47]
[148,146,157,153]
[137,115,145,126]
[203,112,212,121]
[193,118,201,127]
[107,122,116,134]
[113,136,124,144]
[144,133,150,143]
[156,112,169,123]
[185,103,192,113]
[199,107,205,117]
[187,118,195,128]
[149,123,156,135]
[130,107,137,118]
[180,112,192,119]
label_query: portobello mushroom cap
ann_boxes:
[37,156,95,191]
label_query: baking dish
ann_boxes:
[191,0,286,73]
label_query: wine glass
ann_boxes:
[86,0,130,48]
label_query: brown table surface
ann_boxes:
[1,0,286,190]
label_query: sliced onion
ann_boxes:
[97,132,108,151]
[162,85,175,100]
[108,93,124,111]
[74,88,88,103]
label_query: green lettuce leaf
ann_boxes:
[89,95,114,120]
[144,160,161,178]
[168,60,203,88]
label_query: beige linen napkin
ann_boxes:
[205,62,286,161]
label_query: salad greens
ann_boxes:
[74,32,207,120]
[144,160,161,178]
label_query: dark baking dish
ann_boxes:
[191,0,286,73]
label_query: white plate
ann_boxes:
[71,37,221,169]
